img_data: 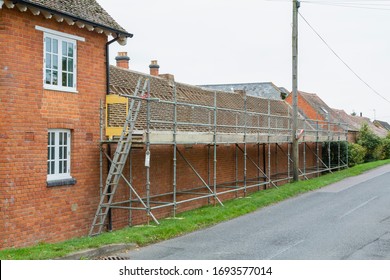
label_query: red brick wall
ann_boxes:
[0,8,106,249]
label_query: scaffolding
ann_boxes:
[90,73,349,235]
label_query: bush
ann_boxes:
[382,138,390,159]
[357,124,382,162]
[348,143,366,167]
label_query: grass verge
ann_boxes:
[1,159,390,260]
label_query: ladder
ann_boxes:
[89,78,149,236]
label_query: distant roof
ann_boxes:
[7,0,131,39]
[374,120,390,131]
[333,109,388,137]
[332,109,360,132]
[199,82,284,100]
[298,91,340,122]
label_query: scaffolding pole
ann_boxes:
[328,118,331,173]
[243,94,247,196]
[213,91,218,204]
[129,147,132,226]
[258,143,261,191]
[99,99,104,226]
[173,83,178,217]
[145,80,151,224]
[303,121,306,176]
[267,100,271,189]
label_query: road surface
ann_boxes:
[119,165,390,259]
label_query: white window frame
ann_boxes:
[36,26,85,93]
[47,129,72,181]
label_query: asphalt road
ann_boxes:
[119,165,390,260]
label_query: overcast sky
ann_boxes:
[97,0,390,123]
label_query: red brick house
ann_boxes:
[0,0,131,249]
[0,1,350,249]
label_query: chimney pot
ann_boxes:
[149,60,160,76]
[360,112,363,117]
[115,52,130,69]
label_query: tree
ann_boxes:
[357,123,382,162]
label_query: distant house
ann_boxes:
[285,91,340,123]
[284,91,349,144]
[332,109,360,143]
[374,120,390,132]
[333,111,388,139]
[199,82,286,100]
[0,0,131,249]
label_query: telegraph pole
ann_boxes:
[292,0,300,181]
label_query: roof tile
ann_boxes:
[22,0,128,34]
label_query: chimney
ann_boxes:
[360,112,363,117]
[149,60,160,76]
[115,52,130,69]
[234,89,246,99]
[159,73,175,82]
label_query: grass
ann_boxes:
[1,159,390,260]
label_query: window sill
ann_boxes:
[44,85,78,94]
[47,178,77,187]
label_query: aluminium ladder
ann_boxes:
[89,78,155,236]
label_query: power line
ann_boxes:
[298,11,390,104]
[301,0,390,10]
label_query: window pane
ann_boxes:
[68,59,73,73]
[59,161,63,173]
[68,74,73,87]
[47,147,50,159]
[47,161,50,174]
[62,72,67,87]
[53,39,58,54]
[52,71,58,85]
[59,132,63,145]
[48,133,50,145]
[51,147,55,160]
[45,70,51,85]
[62,57,67,71]
[64,147,67,159]
[68,43,74,57]
[53,55,58,70]
[51,132,55,145]
[59,147,63,159]
[45,54,51,69]
[64,133,68,145]
[45,70,51,84]
[64,161,67,173]
[51,161,55,174]
[46,37,51,52]
[62,41,67,56]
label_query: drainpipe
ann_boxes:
[106,36,119,95]
[105,35,119,231]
